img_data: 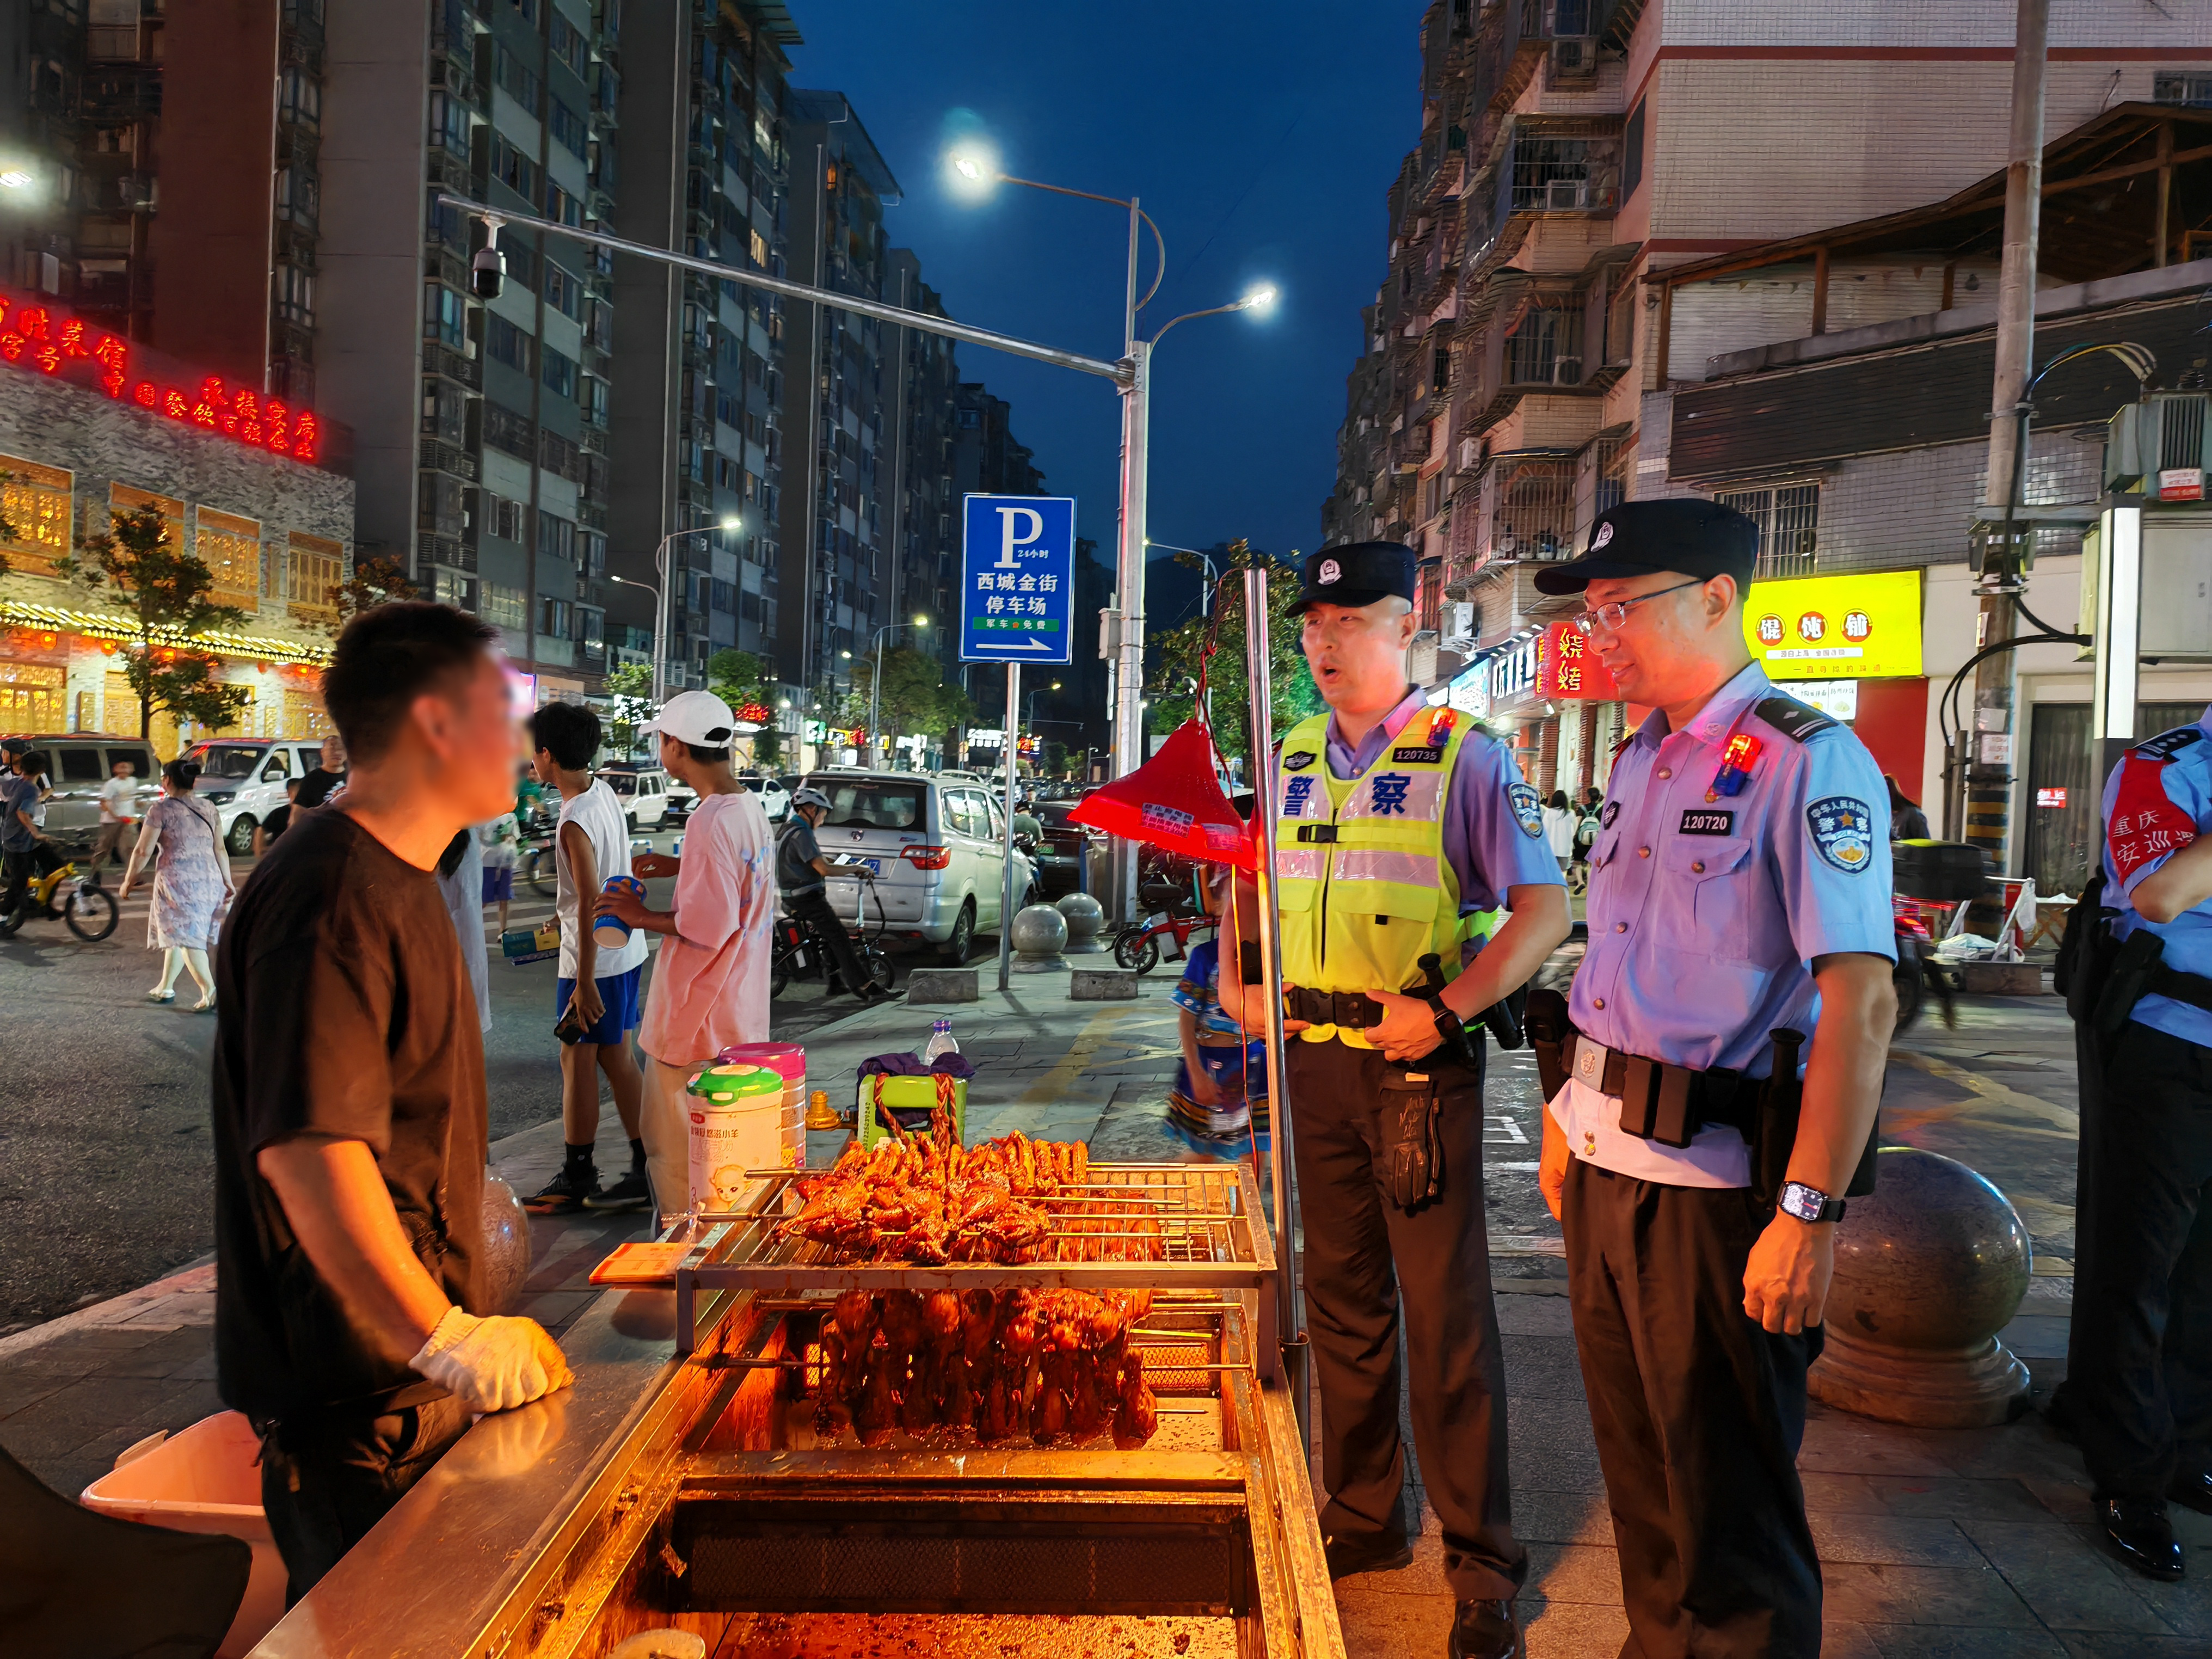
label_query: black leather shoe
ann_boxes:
[2099,1496,2185,1582]
[1322,1529,1412,1579]
[2170,1467,2212,1516]
[1448,1598,1522,1659]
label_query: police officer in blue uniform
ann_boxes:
[2070,706,2212,1581]
[1527,500,1896,1658]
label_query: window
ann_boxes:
[1510,136,1600,211]
[537,512,575,563]
[428,89,470,155]
[1504,304,1582,385]
[287,531,342,616]
[109,484,186,563]
[0,454,73,577]
[543,262,580,318]
[486,314,533,374]
[279,67,321,130]
[541,345,577,400]
[275,263,315,325]
[1715,483,1821,578]
[422,282,466,349]
[545,182,581,225]
[432,569,477,610]
[482,490,526,543]
[1621,100,1646,201]
[59,747,105,784]
[482,582,528,630]
[2154,71,2212,108]
[581,374,609,427]
[483,403,533,458]
[549,11,587,75]
[274,165,318,228]
[491,136,538,201]
[550,99,587,158]
[540,596,570,638]
[195,508,262,606]
[493,43,541,115]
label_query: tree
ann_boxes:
[850,646,973,759]
[706,648,771,714]
[60,506,253,746]
[328,553,417,635]
[1146,540,1323,776]
[604,661,654,754]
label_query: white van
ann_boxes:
[182,739,327,854]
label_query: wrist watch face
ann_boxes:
[1779,1182,1830,1222]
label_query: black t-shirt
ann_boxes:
[211,808,488,1421]
[777,816,824,895]
[293,767,343,812]
[260,803,292,842]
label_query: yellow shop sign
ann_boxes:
[1744,569,1922,680]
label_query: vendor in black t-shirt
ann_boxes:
[212,603,573,1605]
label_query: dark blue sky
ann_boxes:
[790,3,1424,570]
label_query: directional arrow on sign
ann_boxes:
[978,636,1055,653]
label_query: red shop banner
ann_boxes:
[1536,622,1618,700]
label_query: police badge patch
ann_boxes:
[1508,782,1544,838]
[1807,795,1875,873]
[1282,751,1316,771]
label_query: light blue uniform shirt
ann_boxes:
[1555,663,1895,1186]
[2102,710,2212,1049]
[1320,689,1566,930]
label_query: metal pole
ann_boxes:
[1242,565,1307,1444]
[1964,0,2048,869]
[999,660,1021,993]
[1111,338,1151,924]
[652,536,669,703]
[870,630,883,771]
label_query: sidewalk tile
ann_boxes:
[1520,1599,1631,1658]
[1958,1518,2173,1634]
[1526,1542,1623,1604]
[2059,1635,2212,1656]
[1511,1489,1614,1547]
[1803,1473,1892,1515]
[1820,1560,2044,1627]
[1811,1514,1984,1567]
[1800,1414,1956,1479]
[1334,1585,1452,1651]
[1822,1621,1884,1659]
[1496,1295,1576,1336]
[1868,1474,2063,1522]
[1862,1625,2067,1657]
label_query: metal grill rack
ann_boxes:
[675,1160,1277,1355]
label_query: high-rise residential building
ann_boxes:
[881,247,958,671]
[772,89,903,702]
[606,0,797,691]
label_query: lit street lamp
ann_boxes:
[865,615,930,771]
[607,514,740,703]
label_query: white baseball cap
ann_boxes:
[647,689,738,747]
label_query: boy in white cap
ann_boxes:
[596,690,777,1220]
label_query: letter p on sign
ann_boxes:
[995,506,1043,569]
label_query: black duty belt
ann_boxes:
[1284,987,1386,1029]
[1558,1027,1755,1146]
[2150,962,2212,1015]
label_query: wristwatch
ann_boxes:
[1424,994,1468,1046]
[1778,1181,1846,1225]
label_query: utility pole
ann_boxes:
[1957,0,2047,867]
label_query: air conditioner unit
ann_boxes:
[1545,177,1590,210]
[2106,392,2211,497]
[1550,38,1597,79]
[1551,356,1583,386]
[1458,436,1481,471]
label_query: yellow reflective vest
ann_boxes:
[1275,703,1476,1047]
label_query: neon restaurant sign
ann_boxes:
[0,293,321,464]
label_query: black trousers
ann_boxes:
[1286,1036,1525,1602]
[1563,1159,1823,1659]
[257,1394,472,1606]
[2071,1021,2212,1500]
[787,888,877,994]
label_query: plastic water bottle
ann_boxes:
[922,1018,958,1061]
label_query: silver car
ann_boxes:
[10,735,160,838]
[798,769,1038,964]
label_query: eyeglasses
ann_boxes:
[1571,578,1706,636]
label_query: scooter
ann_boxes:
[1891,894,1958,1032]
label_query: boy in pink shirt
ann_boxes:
[595,690,775,1218]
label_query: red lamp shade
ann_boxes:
[1070,718,1254,871]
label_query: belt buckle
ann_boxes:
[1572,1039,1609,1093]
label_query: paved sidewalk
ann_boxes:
[1,961,2202,1655]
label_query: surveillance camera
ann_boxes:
[471,245,505,300]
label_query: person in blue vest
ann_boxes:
[1531,499,1896,1657]
[2070,705,2212,1581]
[1225,542,1570,1659]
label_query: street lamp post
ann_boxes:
[607,515,739,703]
[865,615,930,771]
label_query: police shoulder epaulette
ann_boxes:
[2133,726,2204,761]
[1752,694,1838,744]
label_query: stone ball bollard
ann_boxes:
[1808,1146,2031,1429]
[1009,902,1070,972]
[480,1169,533,1314]
[1057,891,1108,954]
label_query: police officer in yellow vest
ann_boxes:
[1226,543,1570,1659]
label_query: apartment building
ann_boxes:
[1323,0,2208,800]
[881,248,958,668]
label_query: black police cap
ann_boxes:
[1285,542,1418,618]
[1531,499,1759,595]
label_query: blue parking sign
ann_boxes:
[960,494,1076,665]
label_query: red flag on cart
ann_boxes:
[1069,718,1255,871]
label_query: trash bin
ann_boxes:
[80,1411,286,1658]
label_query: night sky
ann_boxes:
[790,3,1424,573]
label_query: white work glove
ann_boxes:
[410,1307,575,1413]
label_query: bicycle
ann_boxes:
[770,861,895,999]
[1112,908,1217,975]
[0,847,120,942]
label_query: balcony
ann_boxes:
[423,342,481,389]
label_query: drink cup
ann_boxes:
[593,874,646,949]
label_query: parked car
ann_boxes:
[595,765,672,828]
[738,771,791,821]
[797,768,1039,964]
[180,738,328,855]
[0,733,161,840]
[1031,800,1102,899]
